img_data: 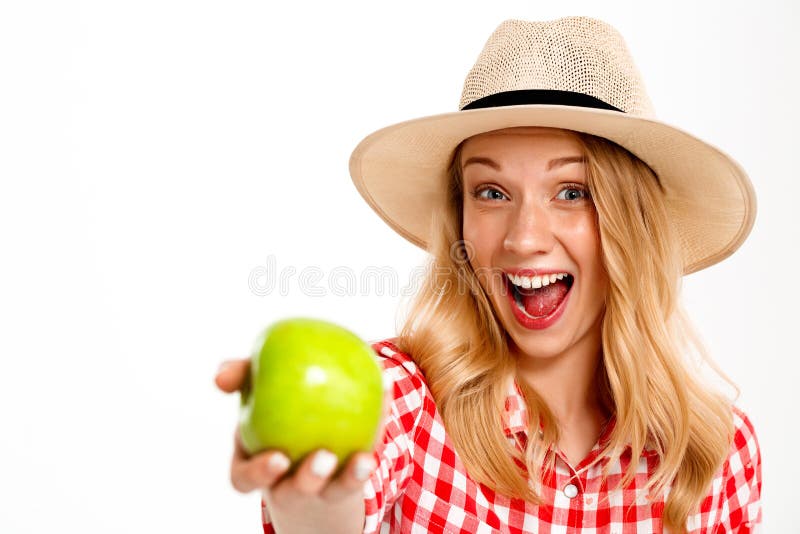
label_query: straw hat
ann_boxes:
[348,17,756,274]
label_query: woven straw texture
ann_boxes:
[459,18,654,117]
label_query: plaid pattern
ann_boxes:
[261,339,762,533]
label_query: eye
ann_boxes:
[472,186,508,201]
[555,185,590,202]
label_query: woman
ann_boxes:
[216,17,761,533]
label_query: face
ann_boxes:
[460,127,608,363]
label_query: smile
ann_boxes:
[504,271,574,330]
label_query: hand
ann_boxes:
[216,359,373,534]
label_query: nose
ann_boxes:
[503,202,556,256]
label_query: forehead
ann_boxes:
[460,127,583,159]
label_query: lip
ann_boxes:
[505,267,573,278]
[505,275,572,330]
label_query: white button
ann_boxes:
[563,483,579,498]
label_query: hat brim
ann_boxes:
[349,105,756,274]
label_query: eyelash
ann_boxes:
[470,183,591,202]
[471,186,507,201]
[555,184,592,201]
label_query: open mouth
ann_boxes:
[506,272,574,319]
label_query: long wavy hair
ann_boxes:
[395,130,734,533]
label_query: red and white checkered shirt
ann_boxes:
[261,339,762,533]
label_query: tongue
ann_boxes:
[521,280,569,317]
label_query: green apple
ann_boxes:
[238,317,384,466]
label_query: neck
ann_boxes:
[513,323,607,426]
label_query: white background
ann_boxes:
[1,0,797,532]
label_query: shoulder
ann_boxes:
[369,337,430,394]
[727,405,761,474]
[711,405,763,527]
[369,338,436,433]
[730,405,759,455]
[370,338,427,383]
[725,405,761,480]
[683,405,762,530]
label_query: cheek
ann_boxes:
[463,208,505,294]
[462,203,482,240]
[462,207,494,265]
[566,214,608,295]
[563,210,600,248]
[559,212,605,266]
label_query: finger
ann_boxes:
[230,450,291,493]
[230,430,291,493]
[215,359,250,393]
[286,449,339,496]
[320,452,376,501]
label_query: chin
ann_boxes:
[506,333,571,361]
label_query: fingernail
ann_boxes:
[354,457,376,481]
[217,361,231,375]
[268,453,290,474]
[310,450,337,478]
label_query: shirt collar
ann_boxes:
[502,379,658,458]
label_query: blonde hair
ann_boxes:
[395,130,734,533]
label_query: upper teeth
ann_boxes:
[507,272,568,289]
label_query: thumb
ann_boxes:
[215,359,251,393]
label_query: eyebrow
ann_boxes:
[462,155,585,171]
